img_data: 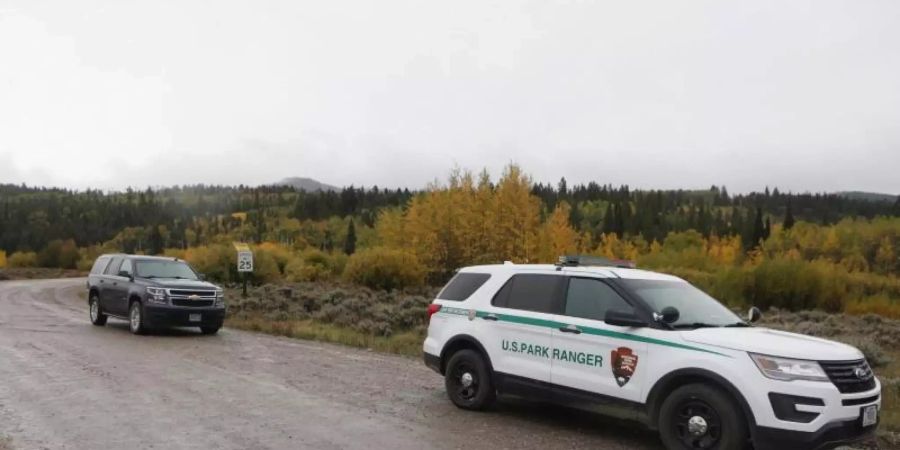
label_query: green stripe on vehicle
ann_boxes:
[437,309,730,358]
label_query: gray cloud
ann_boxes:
[1,0,898,193]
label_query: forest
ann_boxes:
[0,164,898,317]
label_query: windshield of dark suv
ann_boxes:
[618,279,743,328]
[134,260,199,280]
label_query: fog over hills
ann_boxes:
[275,177,339,192]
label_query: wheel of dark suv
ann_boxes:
[658,383,748,450]
[129,301,147,335]
[444,349,496,410]
[89,293,107,326]
[200,326,220,335]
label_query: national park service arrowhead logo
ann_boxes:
[611,347,638,387]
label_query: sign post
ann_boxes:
[233,242,253,297]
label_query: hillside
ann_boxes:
[275,177,338,192]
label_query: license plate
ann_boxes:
[862,405,878,427]
[189,314,201,322]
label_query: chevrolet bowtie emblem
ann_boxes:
[188,295,199,300]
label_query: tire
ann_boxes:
[200,326,220,335]
[658,383,748,450]
[89,293,107,326]
[129,301,147,335]
[444,349,496,410]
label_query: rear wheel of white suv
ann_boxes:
[445,349,496,410]
[658,383,748,450]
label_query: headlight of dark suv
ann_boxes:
[146,287,167,305]
[214,288,225,307]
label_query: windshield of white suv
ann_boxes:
[134,260,199,280]
[619,279,744,328]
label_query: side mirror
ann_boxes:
[655,306,680,324]
[118,270,133,281]
[748,306,762,323]
[605,310,648,328]
[198,273,207,281]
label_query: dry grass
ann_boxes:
[0,268,85,281]
[227,316,423,356]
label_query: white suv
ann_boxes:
[423,257,881,450]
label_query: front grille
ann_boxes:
[168,289,216,297]
[172,299,214,307]
[820,360,876,394]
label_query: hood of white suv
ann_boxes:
[681,327,864,361]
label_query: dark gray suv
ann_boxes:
[86,254,226,335]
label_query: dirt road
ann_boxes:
[0,278,662,450]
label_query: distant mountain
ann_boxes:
[835,191,898,203]
[276,177,339,192]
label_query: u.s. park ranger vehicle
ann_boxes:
[423,256,880,450]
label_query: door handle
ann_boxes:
[100,279,105,284]
[558,325,582,334]
[482,314,499,321]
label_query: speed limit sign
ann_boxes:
[237,251,254,272]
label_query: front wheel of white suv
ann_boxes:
[444,349,496,410]
[658,383,748,450]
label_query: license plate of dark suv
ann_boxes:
[189,314,201,322]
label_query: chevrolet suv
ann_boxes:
[423,256,880,450]
[86,254,226,335]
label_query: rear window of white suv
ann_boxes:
[437,273,491,301]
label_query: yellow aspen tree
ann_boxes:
[874,236,896,274]
[539,202,579,262]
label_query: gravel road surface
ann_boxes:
[0,278,662,450]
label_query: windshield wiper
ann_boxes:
[724,322,751,327]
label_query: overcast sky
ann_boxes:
[1,0,898,194]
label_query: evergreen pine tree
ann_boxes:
[751,207,765,247]
[343,219,357,255]
[784,199,796,230]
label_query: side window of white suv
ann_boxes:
[564,277,633,321]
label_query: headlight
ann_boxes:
[146,287,167,305]
[750,353,829,382]
[214,288,225,307]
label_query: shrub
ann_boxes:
[285,249,340,282]
[844,295,900,320]
[343,247,426,290]
[8,251,38,268]
[0,250,6,269]
[37,239,81,269]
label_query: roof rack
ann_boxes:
[556,255,636,269]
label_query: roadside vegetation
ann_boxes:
[1,165,897,319]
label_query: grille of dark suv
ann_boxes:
[819,359,876,393]
[172,299,214,307]
[168,290,216,297]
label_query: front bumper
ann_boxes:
[754,415,878,450]
[144,305,226,328]
[747,377,881,450]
